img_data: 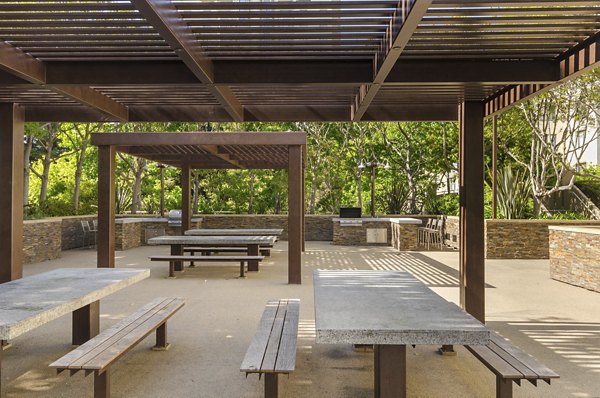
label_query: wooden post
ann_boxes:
[459,101,486,323]
[0,103,24,282]
[301,163,306,252]
[492,115,498,219]
[288,145,302,284]
[181,164,191,233]
[97,145,116,268]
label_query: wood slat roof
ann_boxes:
[0,0,599,122]
[91,132,306,169]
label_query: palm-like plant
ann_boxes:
[496,166,532,219]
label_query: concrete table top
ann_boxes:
[184,229,283,236]
[0,268,150,340]
[332,217,422,224]
[147,235,277,246]
[314,270,489,345]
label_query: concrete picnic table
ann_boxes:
[0,267,149,394]
[147,235,277,272]
[314,269,489,398]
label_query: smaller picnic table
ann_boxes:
[147,235,277,272]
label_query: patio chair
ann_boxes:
[418,218,433,246]
[80,220,96,249]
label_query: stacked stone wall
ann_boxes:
[485,219,600,259]
[549,228,600,292]
[23,219,62,264]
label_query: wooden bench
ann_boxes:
[184,246,271,257]
[466,331,559,398]
[50,297,184,398]
[241,299,300,398]
[150,255,264,278]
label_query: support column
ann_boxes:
[97,146,116,268]
[181,164,191,233]
[0,104,24,282]
[459,101,485,323]
[301,164,306,252]
[492,115,498,219]
[288,145,302,284]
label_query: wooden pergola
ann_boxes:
[1,0,599,320]
[90,132,307,284]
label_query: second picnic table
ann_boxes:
[147,235,277,272]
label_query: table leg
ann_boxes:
[374,345,406,398]
[171,244,184,272]
[72,300,100,345]
[247,244,259,272]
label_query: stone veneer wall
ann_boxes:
[485,219,600,259]
[444,216,460,249]
[23,219,62,264]
[549,228,600,292]
[201,214,334,241]
[115,221,142,251]
[391,223,419,251]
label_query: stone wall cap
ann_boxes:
[548,225,600,235]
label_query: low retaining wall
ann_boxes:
[549,226,600,292]
[23,219,62,264]
[485,219,600,259]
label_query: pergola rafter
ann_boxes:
[130,0,244,122]
[0,41,129,121]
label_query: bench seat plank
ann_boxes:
[275,300,300,373]
[50,297,184,372]
[261,301,289,372]
[466,344,524,379]
[150,255,264,262]
[240,301,280,373]
[490,332,559,379]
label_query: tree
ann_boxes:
[297,122,333,214]
[507,72,600,214]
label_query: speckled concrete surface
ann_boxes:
[2,242,599,398]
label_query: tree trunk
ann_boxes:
[24,135,34,207]
[73,144,87,213]
[248,172,254,214]
[275,193,281,214]
[192,171,200,215]
[309,174,317,214]
[356,172,363,209]
[39,124,59,204]
[130,165,144,214]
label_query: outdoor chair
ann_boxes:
[418,218,433,246]
[80,220,96,249]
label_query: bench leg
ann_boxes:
[496,376,513,398]
[152,322,170,351]
[168,261,176,278]
[248,244,259,272]
[94,370,110,398]
[240,261,246,278]
[189,250,196,267]
[72,300,100,345]
[265,373,278,398]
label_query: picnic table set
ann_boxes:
[0,228,558,398]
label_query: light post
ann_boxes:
[358,158,391,218]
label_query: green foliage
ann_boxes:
[537,211,589,220]
[495,166,532,219]
[575,166,600,208]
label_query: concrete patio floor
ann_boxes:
[2,241,599,397]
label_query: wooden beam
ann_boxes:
[37,59,559,85]
[51,85,129,121]
[97,145,116,268]
[0,40,128,121]
[203,145,244,169]
[0,104,24,282]
[91,132,307,147]
[485,31,600,116]
[352,0,433,121]
[130,0,244,121]
[459,101,485,323]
